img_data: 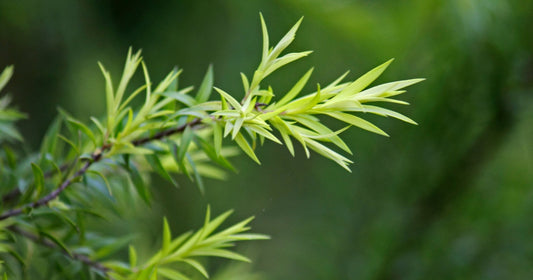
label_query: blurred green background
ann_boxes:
[1,0,533,279]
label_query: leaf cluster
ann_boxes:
[106,207,268,280]
[0,15,421,280]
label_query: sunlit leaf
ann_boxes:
[196,65,214,103]
[234,133,260,164]
[158,268,189,280]
[324,111,389,137]
[129,245,137,268]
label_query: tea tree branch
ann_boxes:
[7,226,111,277]
[0,15,422,279]
[0,119,203,221]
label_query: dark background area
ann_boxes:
[1,0,533,279]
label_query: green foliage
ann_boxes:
[106,207,269,280]
[0,66,26,143]
[0,15,420,279]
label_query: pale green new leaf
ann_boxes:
[324,70,350,90]
[214,87,241,110]
[304,138,353,172]
[0,66,14,92]
[115,48,143,109]
[196,65,214,103]
[182,259,208,278]
[162,217,171,254]
[200,209,233,240]
[159,88,196,107]
[234,132,260,164]
[264,51,312,77]
[324,111,389,137]
[356,78,425,97]
[259,13,269,65]
[189,249,251,263]
[270,117,295,156]
[98,62,115,130]
[332,59,394,101]
[286,115,351,154]
[212,122,222,157]
[275,67,314,107]
[158,268,189,280]
[129,246,137,268]
[154,68,182,94]
[246,124,281,145]
[353,105,417,125]
[90,116,106,139]
[240,73,250,94]
[141,61,152,106]
[232,118,244,140]
[268,17,303,62]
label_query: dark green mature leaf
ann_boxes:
[57,134,80,155]
[168,140,191,180]
[0,123,23,142]
[30,163,44,198]
[123,160,151,206]
[86,170,113,197]
[168,67,180,92]
[193,134,235,172]
[66,118,97,147]
[177,126,194,163]
[186,154,205,194]
[0,108,26,121]
[145,154,177,187]
[3,144,17,169]
[40,115,62,161]
[5,248,25,267]
[94,235,134,260]
[39,231,72,257]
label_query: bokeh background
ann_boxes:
[1,0,533,279]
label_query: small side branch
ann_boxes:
[8,226,111,276]
[0,118,202,221]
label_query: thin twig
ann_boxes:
[0,118,202,221]
[2,188,21,204]
[7,225,112,277]
[0,154,98,220]
[132,118,202,146]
